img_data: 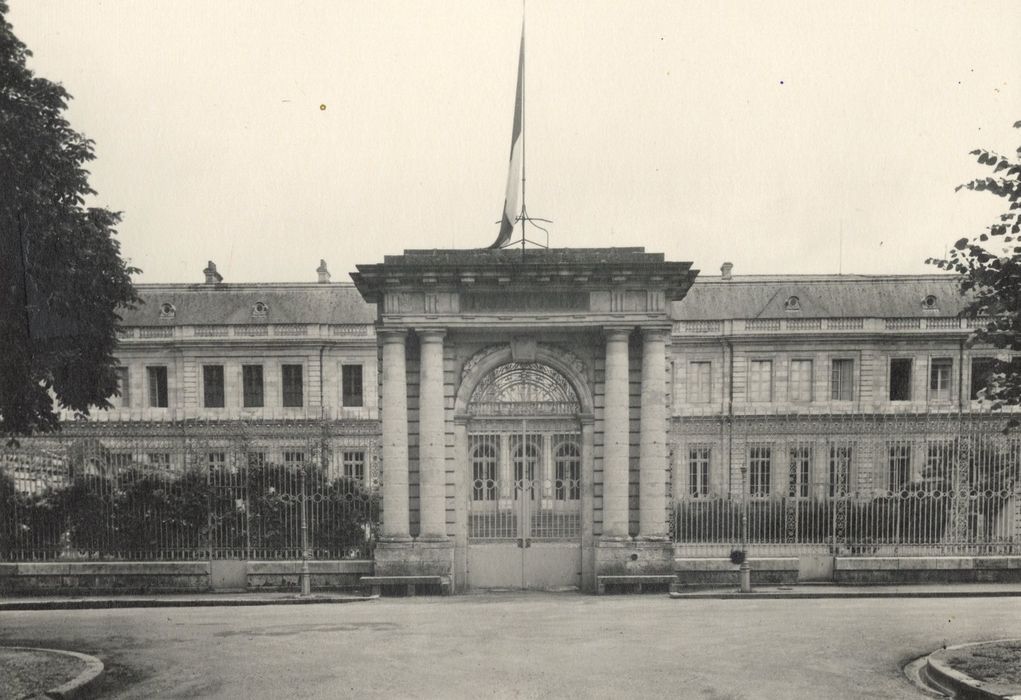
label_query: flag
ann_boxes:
[488,27,524,249]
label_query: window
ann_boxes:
[924,442,953,484]
[688,446,711,498]
[555,442,581,500]
[748,446,771,497]
[929,359,953,401]
[282,364,303,407]
[242,365,264,408]
[828,444,852,497]
[471,441,497,501]
[889,358,912,401]
[159,302,175,319]
[283,451,305,467]
[888,443,911,492]
[246,451,266,468]
[105,451,133,469]
[203,365,225,408]
[147,452,171,469]
[830,359,854,401]
[688,361,712,404]
[343,450,365,480]
[342,364,364,407]
[252,301,268,317]
[115,367,130,408]
[970,357,997,400]
[789,359,813,403]
[147,366,169,407]
[788,445,811,498]
[784,295,801,311]
[748,360,773,402]
[207,452,226,470]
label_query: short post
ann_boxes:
[739,465,752,593]
[300,465,311,597]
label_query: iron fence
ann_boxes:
[672,411,1021,556]
[0,423,380,562]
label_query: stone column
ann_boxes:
[638,327,669,539]
[379,329,410,541]
[417,329,448,540]
[602,327,632,539]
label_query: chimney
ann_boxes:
[203,261,222,284]
[316,259,331,284]
[720,262,733,281]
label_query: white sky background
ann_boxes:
[8,1,1021,283]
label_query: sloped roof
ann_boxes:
[672,275,967,320]
[119,284,377,326]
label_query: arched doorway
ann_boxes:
[465,361,583,590]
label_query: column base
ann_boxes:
[373,539,454,577]
[595,538,673,576]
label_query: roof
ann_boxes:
[119,283,377,326]
[671,275,968,320]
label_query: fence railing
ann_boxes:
[672,412,1021,556]
[0,425,380,562]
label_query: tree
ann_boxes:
[928,121,1021,413]
[0,3,139,439]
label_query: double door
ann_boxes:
[466,426,581,589]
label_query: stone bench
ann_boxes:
[359,575,452,597]
[596,575,677,595]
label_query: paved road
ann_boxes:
[2,593,1019,698]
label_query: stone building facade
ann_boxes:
[30,251,1020,592]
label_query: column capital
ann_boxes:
[640,325,672,341]
[603,325,633,341]
[378,327,408,343]
[417,327,447,343]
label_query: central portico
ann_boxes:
[352,248,696,592]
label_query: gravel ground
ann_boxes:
[944,639,1021,689]
[0,647,87,699]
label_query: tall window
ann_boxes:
[246,451,266,469]
[788,359,813,403]
[788,445,811,498]
[688,446,711,498]
[342,364,364,407]
[555,442,581,500]
[828,444,852,497]
[283,451,305,467]
[748,360,773,402]
[688,361,712,404]
[471,441,497,501]
[242,365,264,408]
[115,367,130,408]
[147,452,171,469]
[924,441,953,484]
[889,358,912,401]
[748,446,771,497]
[147,366,169,408]
[970,357,996,400]
[888,443,911,491]
[207,451,226,470]
[929,358,953,402]
[343,450,365,480]
[203,365,225,408]
[830,359,854,401]
[512,439,539,493]
[282,364,303,407]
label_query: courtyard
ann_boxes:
[2,593,1020,698]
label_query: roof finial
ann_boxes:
[203,261,222,284]
[317,259,331,284]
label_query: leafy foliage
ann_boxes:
[928,121,1021,414]
[0,3,139,438]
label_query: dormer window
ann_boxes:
[921,295,938,310]
[159,302,176,319]
[252,301,268,318]
[784,296,801,311]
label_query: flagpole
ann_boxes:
[520,1,526,252]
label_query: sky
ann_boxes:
[8,1,1021,284]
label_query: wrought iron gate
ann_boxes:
[467,423,581,589]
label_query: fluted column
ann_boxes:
[417,329,448,540]
[639,327,669,539]
[602,326,632,539]
[380,329,410,541]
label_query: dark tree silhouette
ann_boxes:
[0,3,139,438]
